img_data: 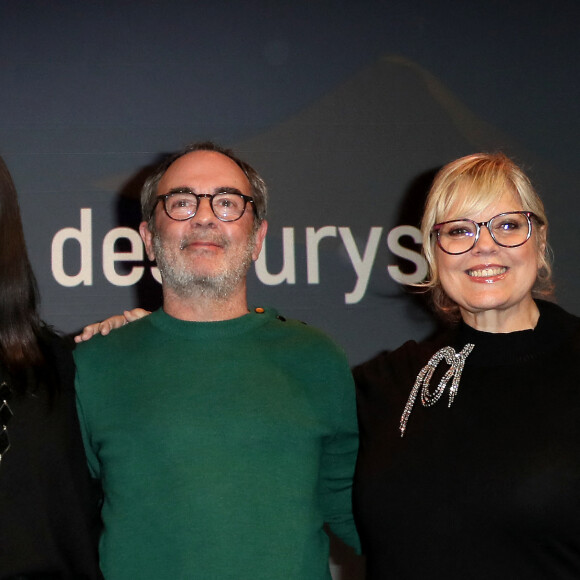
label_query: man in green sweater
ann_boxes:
[74,142,360,579]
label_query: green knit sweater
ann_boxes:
[75,307,359,579]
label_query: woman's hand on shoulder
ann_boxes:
[74,308,151,343]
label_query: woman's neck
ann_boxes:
[460,297,540,333]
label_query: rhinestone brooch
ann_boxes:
[399,344,474,437]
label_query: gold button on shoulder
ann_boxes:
[254,307,265,314]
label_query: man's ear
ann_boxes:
[252,220,268,261]
[139,221,156,261]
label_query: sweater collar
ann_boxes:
[147,306,276,341]
[450,300,580,367]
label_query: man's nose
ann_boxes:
[191,196,216,224]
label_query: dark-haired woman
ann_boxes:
[354,153,580,579]
[0,156,101,579]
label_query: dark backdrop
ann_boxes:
[1,2,578,576]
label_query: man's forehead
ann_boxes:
[159,150,250,193]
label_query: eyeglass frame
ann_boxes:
[151,188,255,223]
[432,211,538,255]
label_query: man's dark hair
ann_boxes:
[141,141,268,229]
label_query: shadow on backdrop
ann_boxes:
[114,158,168,313]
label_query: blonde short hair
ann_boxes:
[420,152,553,321]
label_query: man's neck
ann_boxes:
[162,285,250,322]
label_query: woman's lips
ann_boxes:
[467,266,507,278]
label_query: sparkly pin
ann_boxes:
[399,344,474,437]
[0,381,13,466]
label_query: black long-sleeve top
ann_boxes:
[354,300,580,579]
[0,331,101,579]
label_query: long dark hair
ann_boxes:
[0,156,48,392]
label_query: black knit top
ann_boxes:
[354,300,580,579]
[0,332,101,579]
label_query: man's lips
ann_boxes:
[190,241,221,248]
[180,236,227,251]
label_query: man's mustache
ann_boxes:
[179,233,229,251]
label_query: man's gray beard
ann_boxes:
[152,229,256,302]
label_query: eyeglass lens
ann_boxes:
[164,191,248,221]
[437,212,531,254]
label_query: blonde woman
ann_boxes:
[354,153,579,579]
